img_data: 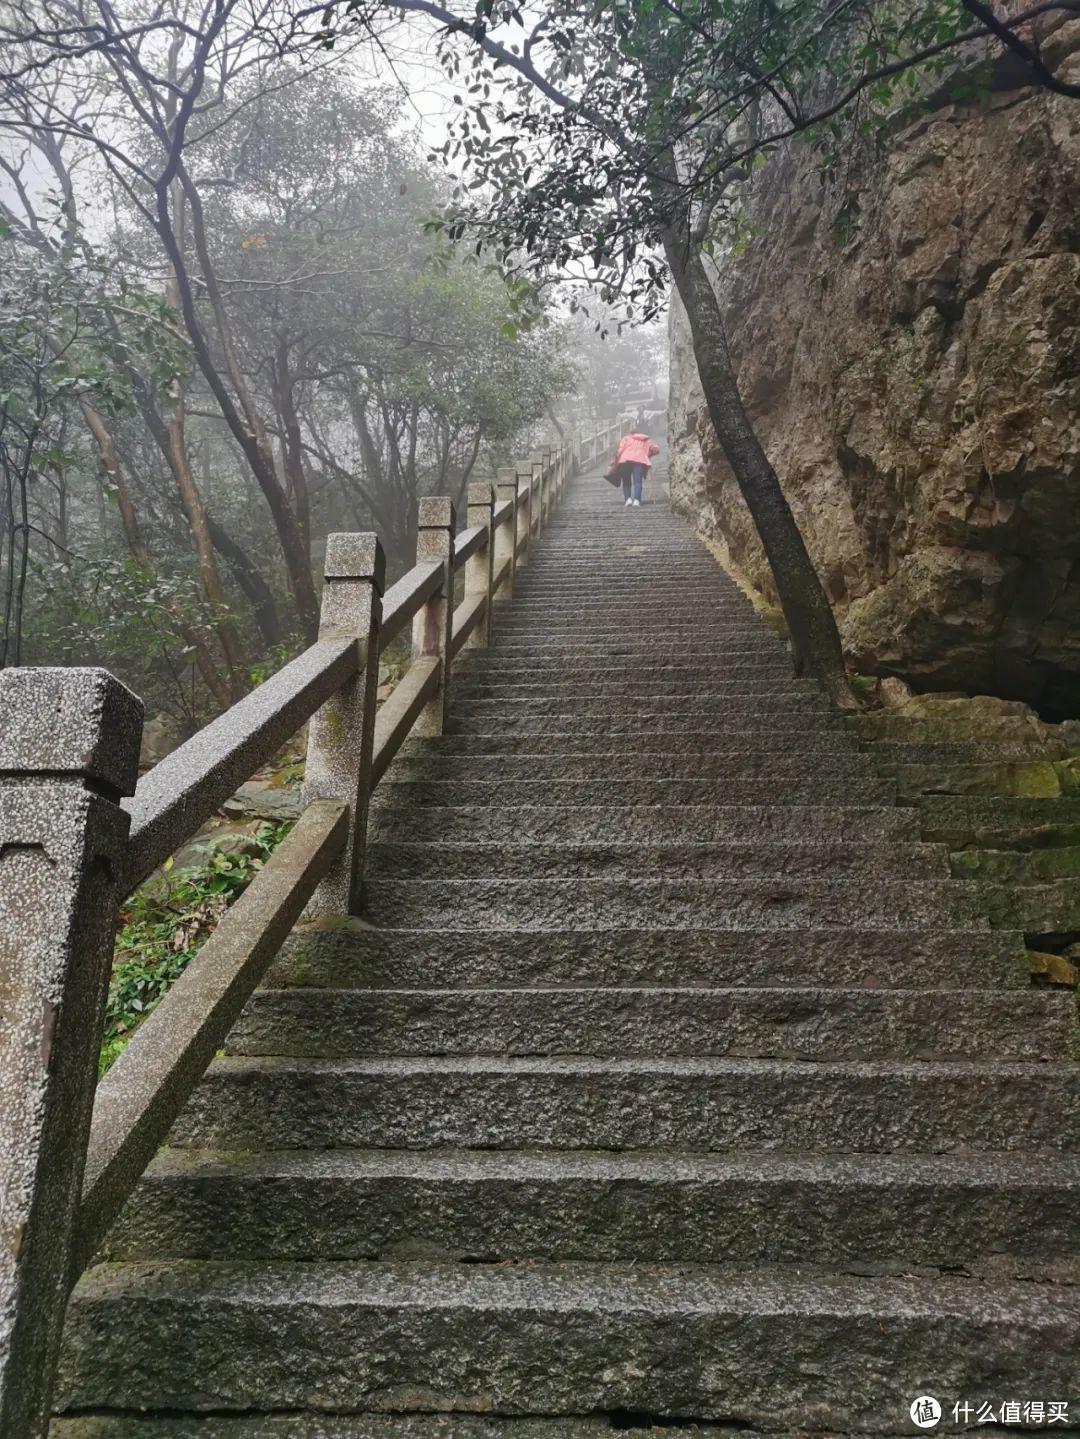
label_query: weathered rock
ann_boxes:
[869,692,1080,741]
[951,847,1080,884]
[139,713,182,770]
[877,676,914,708]
[221,779,301,822]
[668,33,1080,715]
[1028,949,1080,986]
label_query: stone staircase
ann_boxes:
[53,474,1080,1436]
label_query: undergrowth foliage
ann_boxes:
[101,821,292,1073]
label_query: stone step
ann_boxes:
[448,692,830,717]
[225,985,1071,1060]
[496,625,765,638]
[509,589,753,601]
[401,732,862,755]
[894,761,1078,802]
[384,754,877,784]
[919,795,1080,847]
[952,845,1080,882]
[456,656,788,678]
[494,616,773,633]
[445,711,852,736]
[168,1055,1077,1152]
[979,879,1080,933]
[271,923,1027,991]
[56,1259,1080,1428]
[50,1415,790,1438]
[865,740,1071,764]
[366,838,942,878]
[512,565,736,574]
[485,639,785,657]
[377,778,895,809]
[370,803,918,844]
[503,585,756,598]
[455,675,802,701]
[487,636,772,653]
[361,877,981,930]
[101,1146,1080,1266]
[510,585,747,598]
[510,579,746,592]
[454,680,808,704]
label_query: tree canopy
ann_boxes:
[0,6,579,719]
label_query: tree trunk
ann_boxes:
[662,230,855,708]
[79,399,232,710]
[206,515,284,651]
[161,208,248,699]
[158,170,320,641]
[165,384,249,699]
[272,341,312,555]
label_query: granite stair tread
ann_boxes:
[225,982,1073,1059]
[364,838,945,876]
[167,1053,1080,1153]
[97,1141,1080,1265]
[55,1258,1080,1426]
[269,924,1029,989]
[369,803,919,843]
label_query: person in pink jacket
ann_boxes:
[614,431,660,507]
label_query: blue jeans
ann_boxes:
[621,464,647,501]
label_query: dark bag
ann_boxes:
[604,458,626,488]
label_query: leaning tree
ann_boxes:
[339,0,1079,705]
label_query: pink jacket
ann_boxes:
[615,433,660,468]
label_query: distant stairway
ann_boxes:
[53,473,1080,1436]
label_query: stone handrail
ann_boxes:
[0,416,626,1439]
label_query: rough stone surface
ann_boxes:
[169,1055,1080,1153]
[99,1146,1080,1266]
[55,1260,1080,1426]
[1,671,141,1439]
[919,795,1080,847]
[226,984,1070,1061]
[370,802,916,845]
[221,779,302,822]
[272,922,1027,991]
[51,1419,763,1438]
[667,40,1080,713]
[388,750,879,782]
[0,667,143,796]
[365,838,941,878]
[361,876,986,930]
[380,777,894,811]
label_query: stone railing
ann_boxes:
[0,416,627,1439]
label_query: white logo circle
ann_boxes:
[910,1397,942,1429]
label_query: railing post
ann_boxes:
[0,668,142,1439]
[494,466,518,600]
[412,496,455,734]
[303,532,384,917]
[530,451,547,532]
[515,461,534,563]
[541,451,552,526]
[465,482,495,649]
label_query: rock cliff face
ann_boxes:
[668,40,1080,716]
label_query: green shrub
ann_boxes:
[101,820,291,1073]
